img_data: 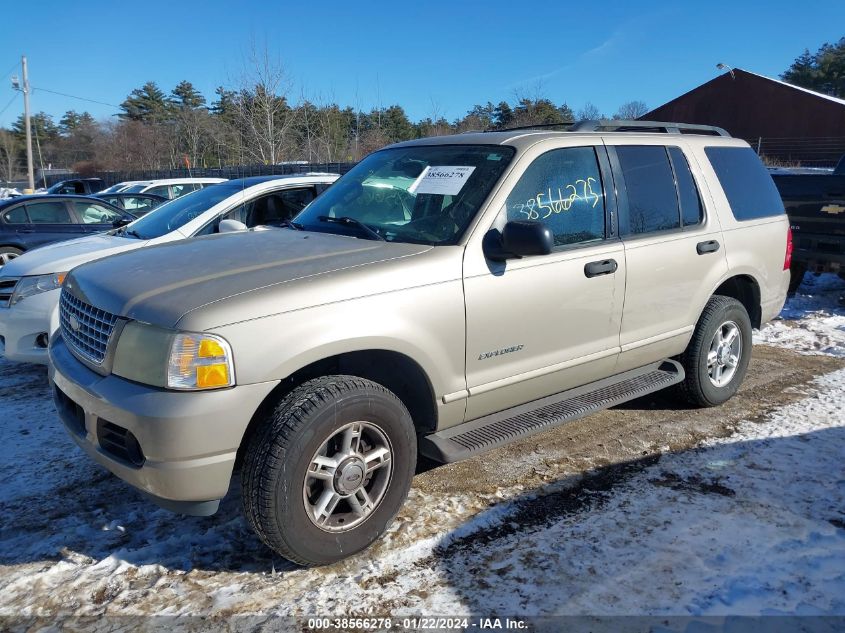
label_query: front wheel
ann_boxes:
[677,296,752,407]
[0,246,22,266]
[241,375,417,566]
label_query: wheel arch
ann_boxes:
[710,273,762,329]
[235,348,438,469]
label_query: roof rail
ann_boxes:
[484,122,574,133]
[569,119,731,137]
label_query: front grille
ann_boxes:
[0,278,18,308]
[59,290,119,364]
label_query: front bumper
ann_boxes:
[0,288,60,365]
[49,335,279,515]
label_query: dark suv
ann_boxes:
[0,195,135,265]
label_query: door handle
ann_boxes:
[17,228,35,234]
[697,240,720,255]
[584,259,618,278]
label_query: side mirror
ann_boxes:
[483,221,554,261]
[112,217,132,228]
[219,219,248,233]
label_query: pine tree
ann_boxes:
[119,81,169,122]
[170,80,207,111]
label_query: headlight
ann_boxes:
[167,333,235,390]
[112,322,235,390]
[10,272,67,305]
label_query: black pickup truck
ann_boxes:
[770,154,845,292]
[45,178,105,195]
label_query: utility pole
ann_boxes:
[21,56,34,192]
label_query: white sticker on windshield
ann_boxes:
[408,166,476,196]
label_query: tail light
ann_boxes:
[784,226,793,271]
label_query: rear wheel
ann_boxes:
[677,296,752,407]
[241,375,417,566]
[0,246,22,266]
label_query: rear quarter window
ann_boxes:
[705,146,784,220]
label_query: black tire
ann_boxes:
[0,246,23,266]
[241,375,417,566]
[788,261,807,294]
[677,296,752,408]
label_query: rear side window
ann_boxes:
[704,146,784,220]
[617,146,680,234]
[2,206,28,224]
[25,201,73,224]
[668,147,703,226]
[505,146,606,247]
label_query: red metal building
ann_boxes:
[643,69,845,166]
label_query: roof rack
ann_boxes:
[485,122,574,133]
[569,119,731,137]
[486,119,730,137]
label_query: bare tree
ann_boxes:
[613,100,649,120]
[577,102,603,120]
[234,41,298,164]
[0,129,19,182]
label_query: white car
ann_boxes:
[120,178,228,199]
[96,181,149,194]
[0,174,337,364]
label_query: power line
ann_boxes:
[0,92,19,117]
[1,61,18,83]
[31,86,121,110]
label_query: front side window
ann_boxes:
[146,185,172,198]
[73,201,123,224]
[295,145,515,245]
[505,146,606,247]
[704,146,784,220]
[25,201,72,224]
[122,196,158,212]
[617,145,681,235]
[251,188,315,226]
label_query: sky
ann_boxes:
[0,0,843,128]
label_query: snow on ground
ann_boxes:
[0,275,843,620]
[755,272,845,356]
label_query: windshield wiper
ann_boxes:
[122,228,144,239]
[317,216,385,241]
[278,219,303,231]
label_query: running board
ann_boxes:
[421,360,684,463]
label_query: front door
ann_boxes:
[463,145,625,421]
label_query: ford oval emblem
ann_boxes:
[69,315,80,332]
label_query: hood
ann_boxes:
[1,234,147,277]
[65,229,432,328]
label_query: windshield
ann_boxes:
[122,183,237,239]
[122,184,146,193]
[294,145,515,245]
[99,183,130,193]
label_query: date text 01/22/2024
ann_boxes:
[306,617,529,630]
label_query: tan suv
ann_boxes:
[49,121,791,566]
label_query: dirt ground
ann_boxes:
[414,345,845,495]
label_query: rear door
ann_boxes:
[607,140,728,373]
[22,199,84,247]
